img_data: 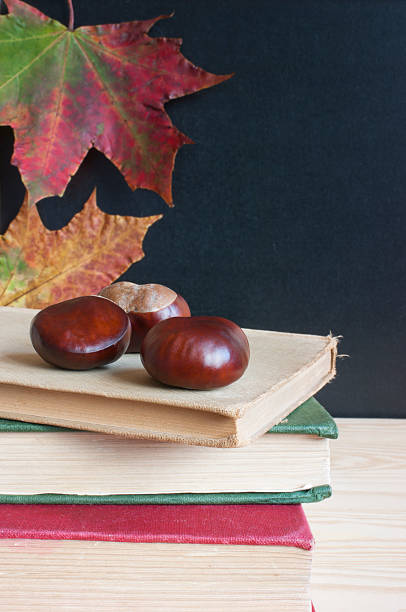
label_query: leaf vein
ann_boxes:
[0,31,66,92]
[72,35,142,145]
[42,35,71,174]
[76,31,174,81]
[0,33,61,43]
[3,226,143,306]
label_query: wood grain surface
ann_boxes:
[307,418,406,612]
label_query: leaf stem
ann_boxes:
[67,0,74,31]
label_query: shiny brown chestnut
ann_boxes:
[140,316,250,390]
[98,281,191,353]
[30,295,131,370]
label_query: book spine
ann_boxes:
[0,504,314,549]
[0,486,332,506]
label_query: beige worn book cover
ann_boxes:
[0,306,337,447]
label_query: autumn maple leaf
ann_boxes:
[0,190,161,308]
[0,0,231,207]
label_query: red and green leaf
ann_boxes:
[0,190,161,308]
[0,0,231,207]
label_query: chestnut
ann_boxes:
[98,281,191,353]
[30,295,131,370]
[140,316,250,390]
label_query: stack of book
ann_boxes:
[0,306,338,611]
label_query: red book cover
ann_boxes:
[0,503,313,548]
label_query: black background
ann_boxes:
[1,0,405,418]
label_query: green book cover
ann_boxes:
[0,397,336,505]
[271,397,338,439]
[0,486,332,505]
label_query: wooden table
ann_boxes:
[307,419,406,611]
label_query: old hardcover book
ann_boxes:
[0,397,337,504]
[0,503,314,611]
[0,306,337,447]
